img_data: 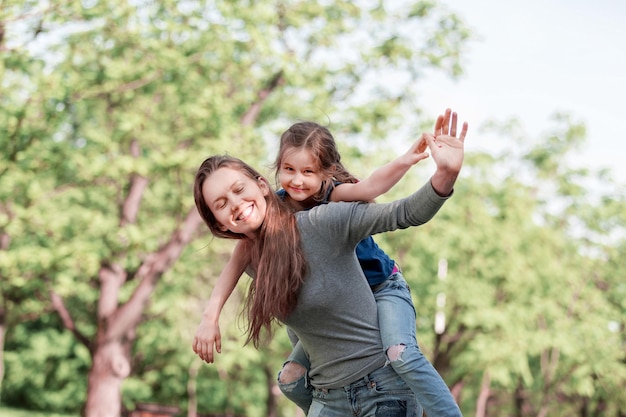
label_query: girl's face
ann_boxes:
[202,167,269,238]
[278,148,324,204]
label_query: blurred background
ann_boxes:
[420,0,626,183]
[1,1,624,417]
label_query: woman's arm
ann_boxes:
[193,240,248,363]
[330,136,429,203]
[307,109,468,245]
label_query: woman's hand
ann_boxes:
[425,108,468,196]
[192,316,222,363]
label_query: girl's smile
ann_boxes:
[279,148,324,204]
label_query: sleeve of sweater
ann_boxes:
[305,180,451,248]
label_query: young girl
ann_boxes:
[193,110,467,417]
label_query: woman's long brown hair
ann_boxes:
[193,155,308,347]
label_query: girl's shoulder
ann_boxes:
[275,189,288,200]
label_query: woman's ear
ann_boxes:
[257,177,271,196]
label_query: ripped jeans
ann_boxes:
[277,272,463,417]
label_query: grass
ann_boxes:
[0,406,77,417]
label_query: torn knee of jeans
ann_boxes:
[278,361,307,384]
[386,344,407,362]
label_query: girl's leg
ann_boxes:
[375,272,463,417]
[277,340,313,414]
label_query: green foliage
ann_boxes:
[3,317,89,412]
[0,406,76,417]
[1,0,625,416]
[372,115,626,415]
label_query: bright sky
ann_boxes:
[421,0,626,183]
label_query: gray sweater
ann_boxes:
[282,181,450,389]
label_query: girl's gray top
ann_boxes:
[282,180,450,389]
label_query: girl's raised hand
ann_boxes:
[402,135,430,166]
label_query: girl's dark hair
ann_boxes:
[274,122,359,201]
[193,155,308,347]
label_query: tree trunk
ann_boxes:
[475,372,490,417]
[80,209,203,417]
[0,230,9,403]
[0,308,5,404]
[187,361,200,417]
[85,340,131,417]
[265,363,279,417]
[514,381,527,417]
[449,380,464,406]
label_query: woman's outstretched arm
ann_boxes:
[193,240,248,363]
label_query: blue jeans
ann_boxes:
[308,365,423,417]
[277,340,312,413]
[375,273,462,417]
[278,272,462,417]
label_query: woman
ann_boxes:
[193,110,467,416]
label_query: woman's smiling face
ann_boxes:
[202,166,269,238]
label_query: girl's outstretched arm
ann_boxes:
[330,135,430,203]
[193,240,248,363]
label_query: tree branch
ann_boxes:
[72,70,163,102]
[120,139,148,226]
[107,208,205,340]
[50,290,92,352]
[475,371,490,417]
[98,262,126,321]
[240,70,284,126]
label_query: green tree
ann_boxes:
[374,115,626,416]
[1,0,470,415]
[0,0,79,402]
